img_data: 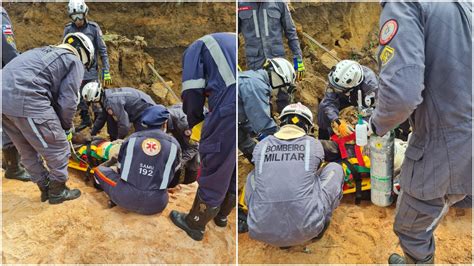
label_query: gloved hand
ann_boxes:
[65,129,73,141]
[102,69,112,86]
[293,56,305,81]
[331,119,354,137]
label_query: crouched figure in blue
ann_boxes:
[170,33,237,241]
[94,105,181,215]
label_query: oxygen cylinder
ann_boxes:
[369,130,395,207]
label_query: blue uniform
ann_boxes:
[167,104,199,185]
[181,33,236,207]
[94,128,181,215]
[238,1,302,70]
[317,65,378,139]
[1,7,19,148]
[372,2,472,260]
[238,69,277,158]
[2,46,83,183]
[91,87,155,140]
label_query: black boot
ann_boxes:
[214,193,236,227]
[238,207,249,233]
[37,178,49,202]
[2,145,31,182]
[48,180,81,204]
[76,110,92,132]
[169,194,220,241]
[389,253,434,264]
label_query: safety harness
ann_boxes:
[331,132,370,204]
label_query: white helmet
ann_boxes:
[328,60,364,92]
[82,81,102,102]
[279,102,314,130]
[68,0,88,17]
[265,57,296,91]
[63,32,95,70]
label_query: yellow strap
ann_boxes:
[190,121,204,142]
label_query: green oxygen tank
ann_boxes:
[369,130,395,207]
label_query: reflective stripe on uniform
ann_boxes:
[199,34,236,88]
[305,139,310,171]
[182,78,207,92]
[258,143,268,174]
[160,142,178,189]
[120,137,136,181]
[252,10,260,38]
[426,194,466,231]
[27,118,48,148]
[263,9,269,37]
[321,170,335,187]
[95,167,117,187]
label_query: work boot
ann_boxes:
[37,178,50,202]
[389,253,434,264]
[169,194,220,241]
[214,193,236,227]
[48,180,81,204]
[238,207,249,233]
[2,145,31,182]
[76,110,92,132]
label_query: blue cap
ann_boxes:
[141,105,170,128]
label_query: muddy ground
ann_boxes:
[2,2,236,264]
[237,2,472,264]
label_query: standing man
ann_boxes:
[238,1,305,112]
[239,57,295,163]
[2,32,95,204]
[170,32,236,241]
[64,0,111,131]
[368,2,472,264]
[81,82,156,141]
[1,6,31,182]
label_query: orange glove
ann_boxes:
[332,119,354,137]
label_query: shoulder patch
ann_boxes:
[379,19,398,45]
[379,45,395,66]
[142,138,161,156]
[2,24,13,35]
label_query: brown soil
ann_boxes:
[2,171,236,264]
[237,2,472,264]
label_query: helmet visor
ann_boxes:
[70,13,85,22]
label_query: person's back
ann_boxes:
[104,87,156,123]
[2,46,83,128]
[247,133,325,247]
[245,103,344,247]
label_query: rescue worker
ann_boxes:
[317,60,379,140]
[367,2,472,264]
[64,0,111,131]
[93,105,181,215]
[81,82,156,141]
[238,1,304,112]
[167,103,199,187]
[245,102,344,247]
[2,32,95,204]
[1,6,32,182]
[169,33,236,241]
[238,57,296,163]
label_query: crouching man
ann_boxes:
[93,105,181,215]
[245,103,344,247]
